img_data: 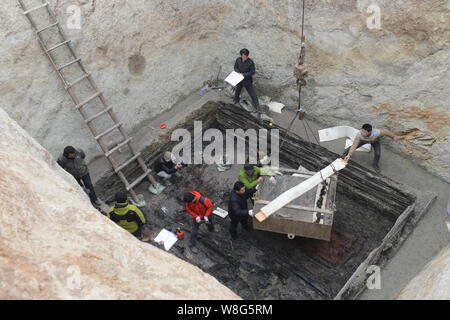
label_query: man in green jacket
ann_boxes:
[239,164,264,190]
[107,192,146,237]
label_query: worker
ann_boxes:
[343,124,399,172]
[228,181,257,240]
[57,146,100,206]
[141,226,164,249]
[154,151,184,184]
[239,164,264,190]
[107,192,146,237]
[183,191,214,253]
[233,48,260,108]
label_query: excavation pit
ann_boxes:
[96,102,436,300]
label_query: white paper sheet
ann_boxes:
[267,101,285,114]
[318,126,371,152]
[154,229,178,251]
[224,71,244,86]
[213,207,228,218]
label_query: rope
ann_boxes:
[280,0,306,150]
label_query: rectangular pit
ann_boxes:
[95,102,436,300]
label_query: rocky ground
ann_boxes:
[124,162,396,300]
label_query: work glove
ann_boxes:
[204,216,209,224]
[248,210,254,217]
[195,216,201,224]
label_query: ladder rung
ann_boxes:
[95,122,123,141]
[85,106,113,124]
[126,170,152,191]
[46,40,71,52]
[58,58,81,71]
[23,3,48,15]
[37,22,58,33]
[66,73,90,89]
[105,138,132,157]
[115,153,142,173]
[75,92,102,109]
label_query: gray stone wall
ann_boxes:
[1,0,449,181]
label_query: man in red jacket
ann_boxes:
[183,191,214,252]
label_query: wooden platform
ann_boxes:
[253,168,338,241]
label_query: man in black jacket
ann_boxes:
[233,48,260,108]
[57,146,100,206]
[228,181,257,240]
[154,152,183,183]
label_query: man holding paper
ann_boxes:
[233,48,260,108]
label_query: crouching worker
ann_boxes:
[107,192,146,237]
[343,123,399,172]
[141,225,164,249]
[154,151,185,185]
[228,181,257,240]
[183,191,214,253]
[58,146,100,206]
[239,164,264,190]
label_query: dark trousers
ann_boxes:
[190,216,214,247]
[234,82,260,107]
[343,140,381,165]
[229,215,251,237]
[76,173,98,204]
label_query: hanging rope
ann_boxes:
[280,0,308,150]
[276,0,342,185]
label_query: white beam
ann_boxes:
[255,158,347,222]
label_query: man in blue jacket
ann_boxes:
[228,181,257,240]
[233,48,260,108]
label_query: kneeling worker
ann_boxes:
[107,192,146,237]
[154,151,184,183]
[183,191,214,253]
[228,181,257,240]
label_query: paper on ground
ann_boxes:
[213,207,228,218]
[318,126,371,152]
[154,229,178,251]
[225,71,244,86]
[267,101,285,114]
[258,159,347,219]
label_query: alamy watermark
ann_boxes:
[366,265,381,290]
[170,121,280,167]
[366,4,382,30]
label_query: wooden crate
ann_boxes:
[253,168,338,241]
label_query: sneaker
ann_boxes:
[372,163,381,173]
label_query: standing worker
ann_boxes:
[343,124,399,172]
[233,48,260,109]
[183,191,214,253]
[228,181,257,240]
[57,146,100,206]
[107,192,147,237]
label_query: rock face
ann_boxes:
[397,245,450,300]
[1,0,449,181]
[0,107,239,300]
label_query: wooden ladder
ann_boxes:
[18,0,159,201]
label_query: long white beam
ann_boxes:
[254,158,347,222]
